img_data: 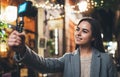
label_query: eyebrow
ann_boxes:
[76,26,90,32]
[82,28,89,32]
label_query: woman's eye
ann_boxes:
[83,29,88,33]
[76,27,80,31]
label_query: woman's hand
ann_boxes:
[8,30,26,54]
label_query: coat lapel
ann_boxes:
[71,48,101,77]
[90,48,101,77]
[71,48,80,77]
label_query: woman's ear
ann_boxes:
[92,37,95,41]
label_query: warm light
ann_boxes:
[78,1,88,12]
[48,19,63,30]
[0,6,17,23]
[55,28,58,55]
[0,43,7,52]
[0,41,7,58]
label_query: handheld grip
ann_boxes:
[16,17,24,33]
[16,21,24,33]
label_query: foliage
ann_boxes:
[47,39,55,55]
[0,21,8,40]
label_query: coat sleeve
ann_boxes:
[14,46,65,73]
[107,55,118,77]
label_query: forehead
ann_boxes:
[77,21,91,29]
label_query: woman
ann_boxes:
[8,17,117,77]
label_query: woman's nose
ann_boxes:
[76,30,81,36]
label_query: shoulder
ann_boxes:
[97,51,114,65]
[93,48,112,59]
[93,48,113,63]
[100,52,113,62]
[61,49,78,58]
[100,52,117,73]
[64,49,78,55]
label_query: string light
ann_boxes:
[67,0,105,13]
[31,0,64,20]
[33,0,64,10]
[78,1,88,12]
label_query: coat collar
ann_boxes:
[71,47,101,77]
[90,48,101,77]
[71,48,80,77]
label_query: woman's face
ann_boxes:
[74,21,94,46]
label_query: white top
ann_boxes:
[80,55,92,77]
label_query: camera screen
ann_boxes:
[18,2,27,14]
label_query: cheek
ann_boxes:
[74,31,77,35]
[83,34,93,41]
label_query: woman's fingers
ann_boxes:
[8,30,25,47]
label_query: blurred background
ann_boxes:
[0,0,120,77]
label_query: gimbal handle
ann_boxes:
[16,17,24,33]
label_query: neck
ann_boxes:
[79,45,92,58]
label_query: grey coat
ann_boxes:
[15,46,118,77]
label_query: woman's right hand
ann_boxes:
[8,30,26,54]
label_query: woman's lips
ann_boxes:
[76,37,82,41]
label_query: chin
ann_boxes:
[76,43,82,45]
[76,42,85,45]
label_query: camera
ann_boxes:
[18,1,37,17]
[16,1,37,32]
